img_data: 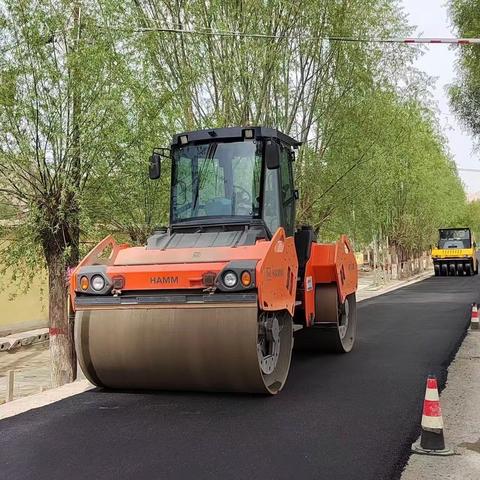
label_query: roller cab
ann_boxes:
[432,228,478,276]
[71,126,358,394]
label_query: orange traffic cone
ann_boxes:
[471,303,479,330]
[411,375,454,456]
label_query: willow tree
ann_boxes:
[0,1,152,385]
[449,0,480,139]
[122,0,419,234]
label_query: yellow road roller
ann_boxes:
[432,228,478,276]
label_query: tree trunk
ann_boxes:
[48,252,76,387]
[47,2,82,388]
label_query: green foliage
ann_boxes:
[0,0,473,277]
[319,96,468,252]
[449,0,480,139]
[458,199,480,241]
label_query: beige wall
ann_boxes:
[355,252,364,265]
[0,270,48,334]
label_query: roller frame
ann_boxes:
[71,231,358,394]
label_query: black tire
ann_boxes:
[465,263,472,276]
[434,264,440,276]
[441,264,448,276]
[294,285,357,353]
[457,263,464,276]
[449,264,456,276]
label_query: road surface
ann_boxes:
[0,276,476,480]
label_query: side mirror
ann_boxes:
[474,241,477,248]
[265,139,280,169]
[149,152,161,180]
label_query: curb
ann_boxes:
[0,379,94,421]
[0,328,49,352]
[358,271,433,302]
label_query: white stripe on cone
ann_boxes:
[471,304,479,328]
[425,387,440,402]
[422,414,444,430]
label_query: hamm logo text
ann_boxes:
[150,276,179,285]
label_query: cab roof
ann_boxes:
[171,126,301,148]
[439,227,471,231]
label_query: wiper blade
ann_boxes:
[192,143,218,211]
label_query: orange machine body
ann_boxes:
[70,229,357,326]
[300,235,357,326]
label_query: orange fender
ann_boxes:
[301,235,357,324]
[256,228,298,316]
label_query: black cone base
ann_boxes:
[420,429,445,450]
[411,429,455,456]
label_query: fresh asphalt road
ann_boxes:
[1,276,477,480]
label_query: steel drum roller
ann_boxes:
[75,304,293,394]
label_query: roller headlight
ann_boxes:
[241,271,252,287]
[223,271,238,288]
[91,274,106,291]
[80,276,89,291]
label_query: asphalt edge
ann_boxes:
[357,270,433,303]
[0,379,94,421]
[392,284,475,480]
[401,330,480,479]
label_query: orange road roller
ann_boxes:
[70,126,358,394]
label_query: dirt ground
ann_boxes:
[402,332,480,479]
[0,343,51,404]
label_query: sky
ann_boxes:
[401,0,479,196]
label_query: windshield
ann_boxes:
[438,229,471,249]
[171,141,263,222]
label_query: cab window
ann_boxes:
[279,146,295,236]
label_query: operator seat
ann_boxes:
[294,225,314,283]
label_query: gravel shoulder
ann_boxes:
[0,343,51,404]
[402,331,480,479]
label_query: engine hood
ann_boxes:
[114,227,272,266]
[114,241,271,266]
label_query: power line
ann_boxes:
[4,23,479,50]
[98,25,480,45]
